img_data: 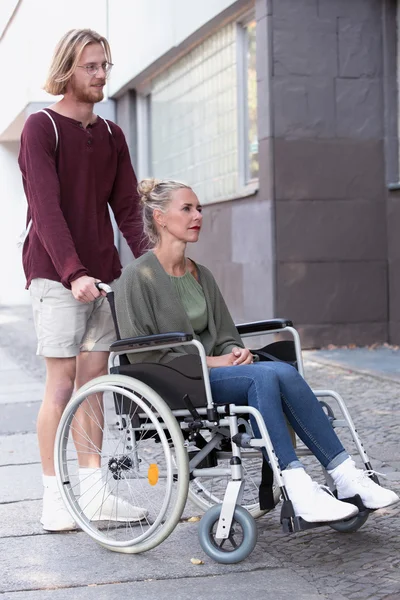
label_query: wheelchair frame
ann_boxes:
[55,284,376,563]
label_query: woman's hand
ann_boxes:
[231,347,253,365]
[206,347,254,368]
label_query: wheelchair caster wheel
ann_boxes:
[329,511,369,533]
[198,504,257,564]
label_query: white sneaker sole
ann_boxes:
[296,504,359,523]
[40,518,77,532]
[354,494,400,510]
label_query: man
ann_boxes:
[18,29,147,531]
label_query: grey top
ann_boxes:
[115,251,244,364]
[170,271,208,334]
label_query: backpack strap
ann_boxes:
[40,109,59,151]
[99,115,112,135]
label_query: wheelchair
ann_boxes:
[54,284,376,564]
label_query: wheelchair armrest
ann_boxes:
[236,318,293,335]
[110,332,193,352]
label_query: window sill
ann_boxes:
[387,182,400,191]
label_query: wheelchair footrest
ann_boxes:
[281,494,371,533]
[282,516,329,533]
[281,514,360,534]
[338,494,372,514]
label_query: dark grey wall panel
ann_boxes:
[274,139,384,202]
[277,261,387,325]
[335,78,383,139]
[276,200,387,262]
[338,18,382,78]
[297,322,387,348]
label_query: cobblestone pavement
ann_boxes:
[1,305,399,599]
[257,360,400,600]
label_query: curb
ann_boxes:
[303,353,400,385]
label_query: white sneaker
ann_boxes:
[282,467,359,523]
[41,479,77,532]
[78,468,148,522]
[329,458,400,510]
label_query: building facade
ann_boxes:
[1,0,399,347]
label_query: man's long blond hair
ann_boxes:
[44,29,112,96]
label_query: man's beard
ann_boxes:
[70,79,104,103]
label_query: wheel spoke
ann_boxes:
[56,379,188,551]
[228,534,238,549]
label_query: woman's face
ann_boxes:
[158,188,203,244]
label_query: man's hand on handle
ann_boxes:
[71,276,106,303]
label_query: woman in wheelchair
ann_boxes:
[116,178,399,525]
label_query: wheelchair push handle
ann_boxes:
[95,282,113,295]
[95,282,121,340]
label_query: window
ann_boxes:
[136,93,152,179]
[240,19,259,183]
[147,18,258,205]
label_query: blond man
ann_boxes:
[18,29,147,531]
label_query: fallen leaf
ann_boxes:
[187,516,201,522]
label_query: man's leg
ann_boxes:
[38,357,76,475]
[30,278,92,530]
[74,350,109,468]
[74,350,148,522]
[38,356,78,531]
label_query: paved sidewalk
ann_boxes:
[305,345,400,383]
[0,305,399,599]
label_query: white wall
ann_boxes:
[108,0,238,95]
[0,0,109,305]
[0,142,28,304]
[0,0,240,306]
[0,0,108,138]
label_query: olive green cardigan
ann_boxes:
[115,251,244,364]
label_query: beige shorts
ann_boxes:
[30,278,117,358]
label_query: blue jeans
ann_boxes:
[209,362,348,471]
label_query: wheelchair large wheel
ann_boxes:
[55,374,189,553]
[198,504,257,564]
[188,449,280,519]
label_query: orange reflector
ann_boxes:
[148,463,159,486]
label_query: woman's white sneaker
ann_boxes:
[282,467,359,523]
[78,468,148,522]
[328,458,400,510]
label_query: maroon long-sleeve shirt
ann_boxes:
[18,109,145,289]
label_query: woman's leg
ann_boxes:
[209,364,359,522]
[252,362,348,469]
[253,362,399,510]
[209,365,300,470]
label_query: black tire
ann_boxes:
[198,504,257,564]
[329,511,369,533]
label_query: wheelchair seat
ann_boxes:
[110,354,207,410]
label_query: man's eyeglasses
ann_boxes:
[76,62,114,77]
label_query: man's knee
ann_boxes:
[76,351,108,386]
[44,357,76,408]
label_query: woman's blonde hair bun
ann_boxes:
[138,178,160,202]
